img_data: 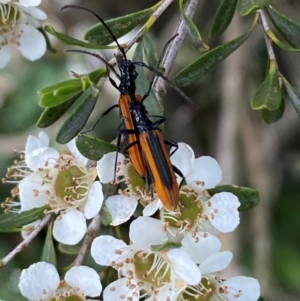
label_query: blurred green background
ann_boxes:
[1,0,300,300]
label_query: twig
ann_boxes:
[73,213,101,266]
[153,0,200,102]
[0,213,53,268]
[258,9,276,61]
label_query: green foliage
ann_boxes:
[282,78,300,118]
[210,0,238,38]
[151,240,182,251]
[237,0,270,16]
[266,6,300,48]
[179,0,209,51]
[56,88,99,144]
[41,220,57,266]
[75,135,117,161]
[174,14,258,87]
[0,206,48,232]
[85,2,162,45]
[251,60,282,110]
[207,185,260,212]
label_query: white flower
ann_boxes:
[179,250,260,301]
[158,143,240,248]
[0,0,47,68]
[19,262,102,300]
[97,152,148,226]
[3,131,103,245]
[91,216,201,301]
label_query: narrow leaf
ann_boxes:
[210,0,238,38]
[261,95,285,124]
[143,32,160,68]
[100,204,113,226]
[151,240,182,251]
[84,2,162,45]
[56,88,99,144]
[251,60,282,110]
[174,14,258,87]
[133,40,163,117]
[0,206,48,232]
[179,0,209,51]
[44,24,116,49]
[237,0,270,16]
[36,93,82,128]
[76,135,117,161]
[38,79,81,95]
[267,30,300,53]
[41,219,57,266]
[282,78,300,118]
[266,6,300,49]
[58,243,81,255]
[207,185,260,212]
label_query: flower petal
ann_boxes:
[19,262,59,300]
[65,266,102,297]
[25,131,49,155]
[0,47,11,68]
[19,0,42,7]
[26,147,59,171]
[18,24,46,61]
[207,192,240,233]
[170,143,195,178]
[21,6,47,19]
[91,235,127,266]
[106,195,138,226]
[142,199,161,216]
[21,220,40,239]
[67,139,88,166]
[97,152,125,183]
[223,276,260,301]
[19,174,48,211]
[84,181,103,219]
[167,249,201,285]
[200,251,232,275]
[185,156,222,190]
[130,217,168,249]
[181,232,221,264]
[103,278,139,301]
[53,210,86,245]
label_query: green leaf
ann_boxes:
[151,240,182,252]
[266,6,300,49]
[0,206,48,232]
[38,79,82,108]
[174,14,258,87]
[282,78,300,118]
[261,94,285,124]
[41,219,57,266]
[84,2,162,45]
[266,30,300,52]
[237,0,270,16]
[210,0,238,37]
[88,67,107,85]
[100,204,113,226]
[38,27,56,53]
[44,24,116,49]
[251,60,282,110]
[143,32,160,68]
[76,135,117,161]
[179,0,209,51]
[58,243,81,255]
[133,40,163,117]
[207,185,260,211]
[56,88,99,144]
[36,92,82,128]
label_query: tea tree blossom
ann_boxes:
[179,251,260,301]
[91,216,201,301]
[3,132,103,245]
[0,0,47,68]
[160,143,241,248]
[19,262,102,301]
